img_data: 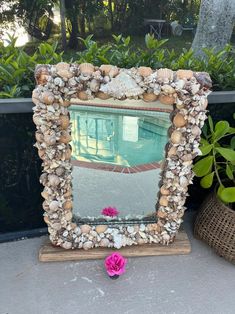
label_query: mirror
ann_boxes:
[69,99,171,224]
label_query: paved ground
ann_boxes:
[0,213,235,314]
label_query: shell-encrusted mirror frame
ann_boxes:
[32,63,211,250]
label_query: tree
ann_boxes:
[59,0,66,50]
[192,0,235,56]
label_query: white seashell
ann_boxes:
[54,77,65,87]
[62,241,72,249]
[157,68,174,83]
[100,238,110,247]
[175,79,185,90]
[161,84,175,95]
[100,72,143,99]
[127,226,135,234]
[179,176,188,187]
[48,174,60,186]
[49,200,59,211]
[89,79,100,92]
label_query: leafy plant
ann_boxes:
[193,116,235,204]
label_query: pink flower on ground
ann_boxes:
[101,206,119,217]
[104,253,127,277]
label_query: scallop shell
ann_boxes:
[168,146,177,157]
[48,174,60,187]
[55,62,73,79]
[137,66,153,77]
[100,72,143,99]
[173,113,187,127]
[96,91,110,100]
[41,91,55,105]
[89,79,100,92]
[143,93,158,102]
[157,68,174,82]
[35,65,49,85]
[170,130,182,144]
[100,64,119,78]
[176,70,193,80]
[79,63,95,75]
[44,134,57,146]
[81,224,92,233]
[159,94,175,105]
[77,91,89,101]
[49,201,60,211]
[160,186,170,195]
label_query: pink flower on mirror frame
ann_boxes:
[104,252,127,277]
[101,206,119,217]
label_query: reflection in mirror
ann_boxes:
[69,100,171,224]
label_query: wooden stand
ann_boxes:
[39,229,191,262]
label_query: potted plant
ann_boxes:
[193,116,235,263]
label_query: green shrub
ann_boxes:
[193,116,235,204]
[0,34,235,98]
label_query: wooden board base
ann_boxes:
[39,229,191,262]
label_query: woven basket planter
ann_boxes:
[194,191,235,264]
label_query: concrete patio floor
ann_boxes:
[0,213,234,314]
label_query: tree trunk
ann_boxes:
[68,16,79,49]
[192,0,235,56]
[59,0,67,51]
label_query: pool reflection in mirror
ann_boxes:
[69,103,171,224]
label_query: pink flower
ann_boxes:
[104,253,127,277]
[101,206,119,217]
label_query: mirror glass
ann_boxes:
[69,99,171,224]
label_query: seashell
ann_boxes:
[55,62,73,79]
[100,238,110,247]
[41,91,55,105]
[61,100,71,107]
[63,201,73,210]
[176,97,184,109]
[89,79,100,92]
[181,154,192,162]
[175,79,185,90]
[200,98,208,110]
[64,188,72,198]
[173,113,187,127]
[157,210,167,218]
[127,226,135,234]
[160,186,170,195]
[96,91,110,100]
[48,174,60,187]
[65,211,73,221]
[171,130,182,144]
[51,223,61,231]
[191,125,201,137]
[44,134,57,146]
[59,115,70,129]
[35,65,49,85]
[159,94,175,105]
[100,64,119,78]
[153,84,161,95]
[137,66,153,77]
[77,91,88,101]
[62,242,72,249]
[159,196,168,206]
[83,241,94,250]
[55,167,65,176]
[157,68,174,82]
[143,93,158,102]
[176,70,193,80]
[54,77,65,87]
[191,83,200,95]
[38,149,46,159]
[161,84,175,95]
[96,225,107,233]
[49,200,60,211]
[64,147,72,160]
[81,224,92,234]
[168,146,177,156]
[179,176,188,188]
[194,72,212,89]
[79,63,95,75]
[59,131,71,144]
[100,72,143,99]
[44,215,50,224]
[35,131,43,142]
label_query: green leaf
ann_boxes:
[208,116,214,133]
[193,156,214,177]
[220,187,235,203]
[226,164,234,180]
[200,172,214,188]
[230,136,235,150]
[214,121,230,140]
[215,147,235,161]
[199,144,213,156]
